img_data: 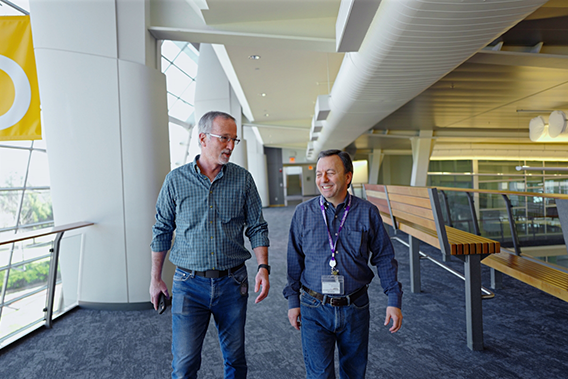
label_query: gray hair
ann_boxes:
[197,111,236,146]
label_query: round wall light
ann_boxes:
[548,110,567,138]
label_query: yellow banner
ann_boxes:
[0,15,41,141]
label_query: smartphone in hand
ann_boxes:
[158,292,170,314]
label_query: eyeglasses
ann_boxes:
[208,133,241,145]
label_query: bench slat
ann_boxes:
[391,207,438,232]
[385,185,430,198]
[388,193,432,209]
[390,200,436,221]
[482,253,568,302]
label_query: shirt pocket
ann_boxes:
[216,192,245,224]
[341,229,367,257]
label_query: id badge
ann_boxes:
[321,275,344,295]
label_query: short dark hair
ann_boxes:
[197,111,236,146]
[317,149,353,176]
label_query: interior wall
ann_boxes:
[264,147,284,206]
[378,155,413,185]
[30,0,170,308]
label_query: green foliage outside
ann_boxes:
[0,175,54,229]
[1,260,51,294]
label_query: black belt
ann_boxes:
[301,284,367,307]
[181,263,245,279]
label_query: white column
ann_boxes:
[244,127,269,207]
[368,149,383,184]
[192,44,246,168]
[410,130,435,187]
[29,0,170,308]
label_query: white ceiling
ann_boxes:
[150,0,568,158]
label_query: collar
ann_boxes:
[321,193,350,211]
[192,154,227,177]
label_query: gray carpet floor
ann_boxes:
[1,203,568,378]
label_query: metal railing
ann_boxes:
[0,222,93,347]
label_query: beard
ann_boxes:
[219,149,232,164]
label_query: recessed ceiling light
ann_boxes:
[249,55,261,60]
[264,113,269,117]
[261,93,266,97]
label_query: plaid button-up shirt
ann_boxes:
[283,195,402,309]
[151,155,269,271]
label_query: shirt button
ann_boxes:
[335,233,338,236]
[211,252,214,255]
[210,205,213,208]
[335,215,338,219]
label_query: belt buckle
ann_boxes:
[205,270,221,279]
[329,297,343,307]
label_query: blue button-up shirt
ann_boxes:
[283,195,402,309]
[151,155,269,271]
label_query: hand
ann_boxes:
[288,308,301,330]
[384,306,402,333]
[254,268,270,304]
[149,278,169,311]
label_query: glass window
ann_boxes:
[0,190,22,229]
[175,52,198,80]
[428,160,472,173]
[167,93,178,111]
[26,151,51,187]
[179,80,196,106]
[19,190,53,228]
[0,0,29,16]
[162,40,199,169]
[478,160,521,175]
[165,65,193,96]
[0,148,29,188]
[169,100,194,123]
[168,123,190,170]
[161,40,181,62]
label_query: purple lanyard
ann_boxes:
[320,194,351,266]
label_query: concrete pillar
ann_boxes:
[192,44,245,168]
[410,130,434,187]
[29,0,170,308]
[369,149,383,184]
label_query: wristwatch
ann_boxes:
[258,264,271,275]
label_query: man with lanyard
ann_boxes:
[150,111,270,379]
[283,149,402,378]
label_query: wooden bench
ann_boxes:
[364,184,500,351]
[432,186,568,302]
[482,251,568,302]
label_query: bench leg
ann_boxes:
[490,268,502,290]
[464,255,484,351]
[409,236,421,293]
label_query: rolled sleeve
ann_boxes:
[370,208,403,309]
[283,210,304,309]
[151,175,176,252]
[244,173,269,249]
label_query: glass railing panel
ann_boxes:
[56,234,83,313]
[0,223,92,349]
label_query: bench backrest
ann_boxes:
[364,184,499,257]
[365,184,449,252]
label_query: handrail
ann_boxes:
[0,221,94,246]
[0,221,94,330]
[434,186,568,200]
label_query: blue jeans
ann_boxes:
[171,266,249,379]
[300,289,370,379]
